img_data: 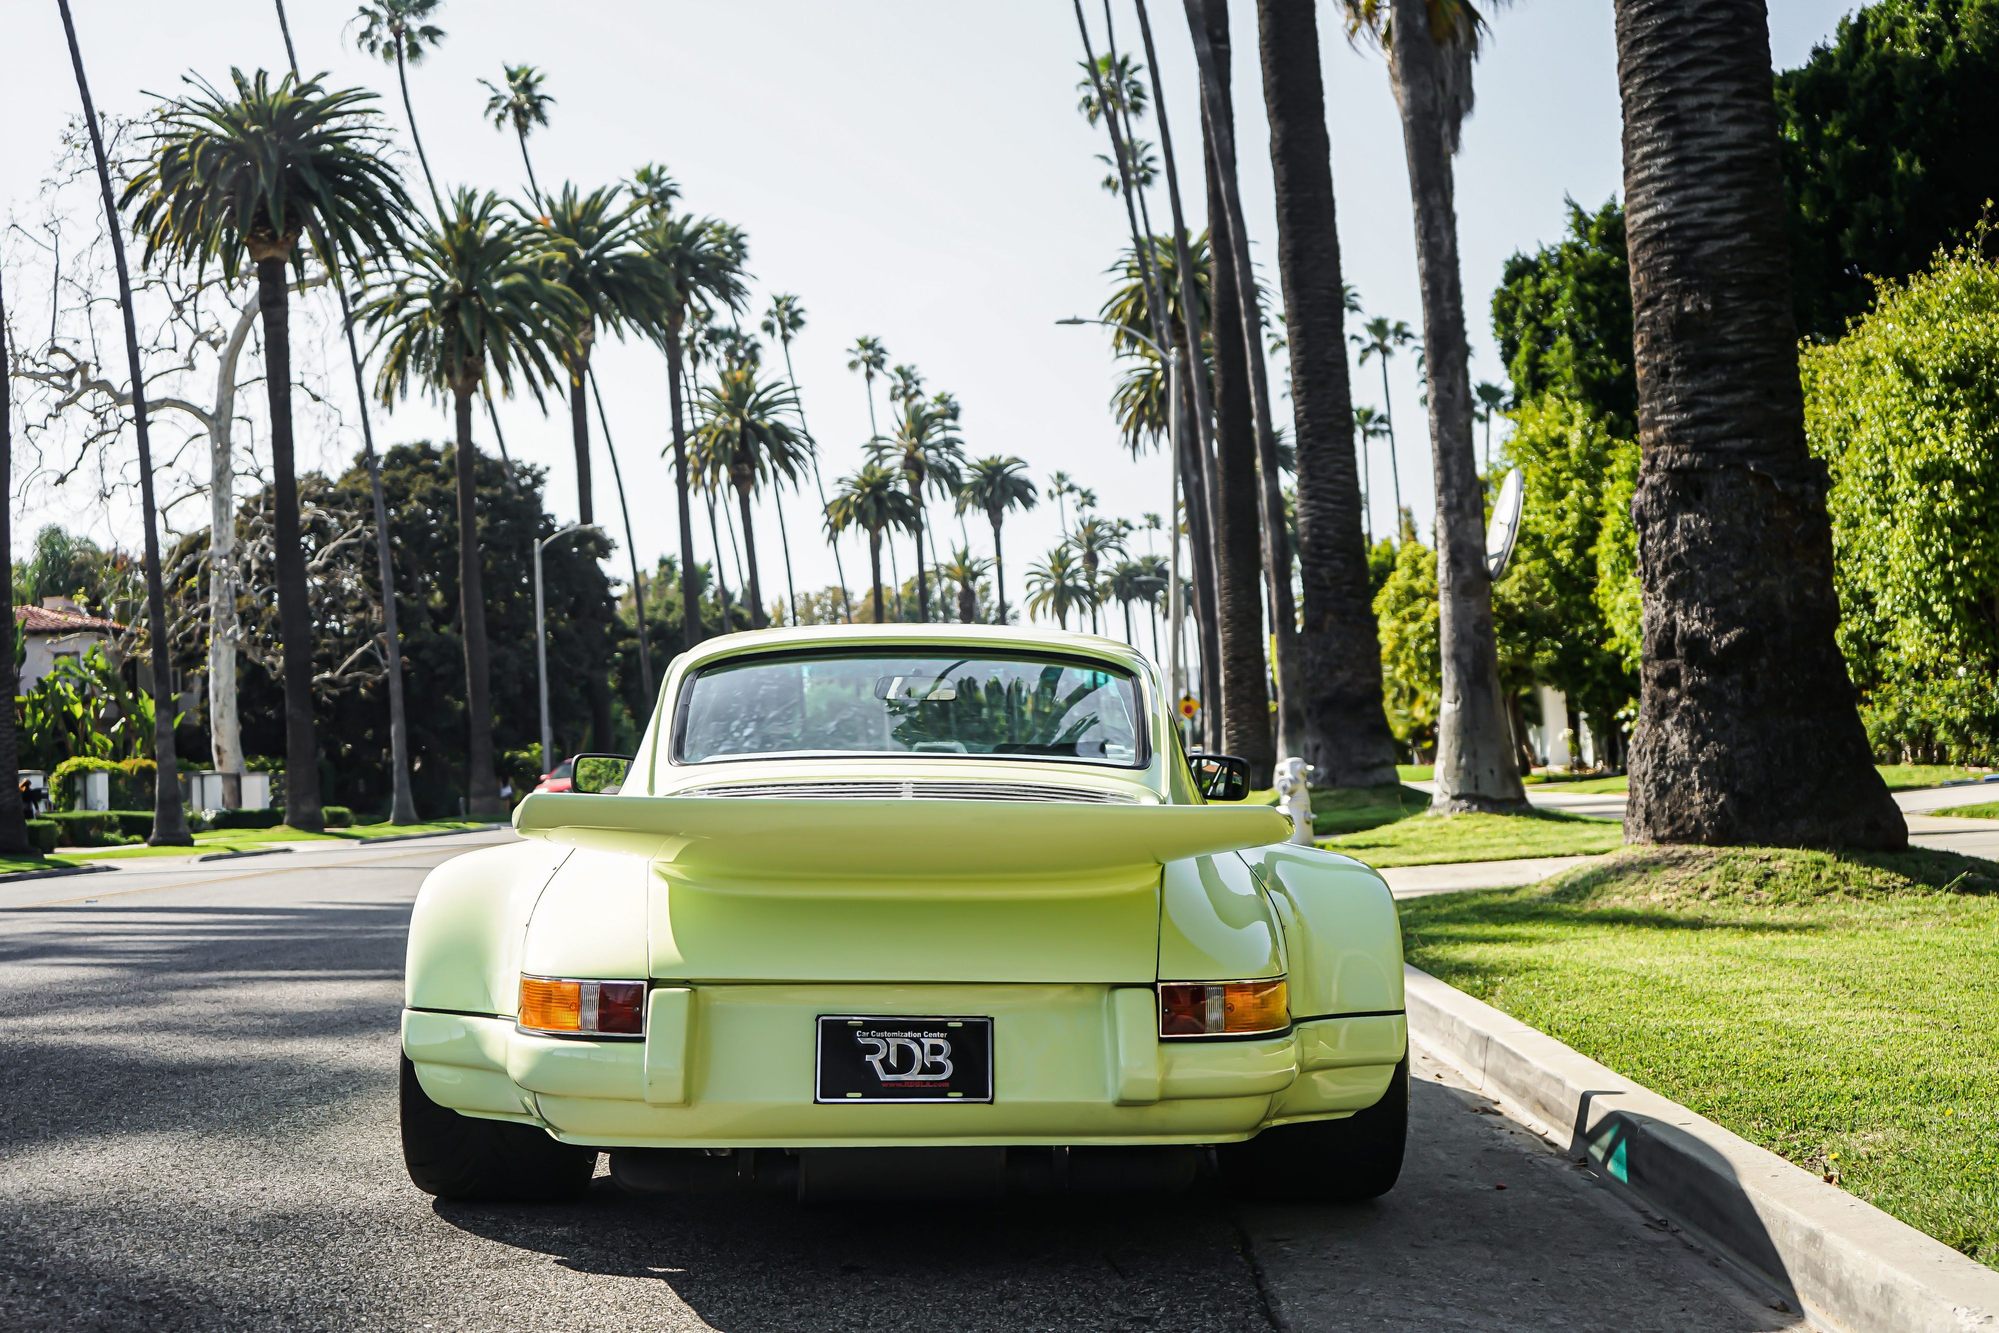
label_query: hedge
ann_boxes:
[206,808,284,831]
[50,757,162,812]
[24,820,58,856]
[43,810,148,847]
[322,805,354,828]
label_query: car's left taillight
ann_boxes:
[517,976,647,1037]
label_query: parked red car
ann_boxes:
[531,759,574,794]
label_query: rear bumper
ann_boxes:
[403,983,1404,1149]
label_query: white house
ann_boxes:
[16,597,125,691]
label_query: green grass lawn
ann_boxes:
[1875,764,1990,790]
[69,819,492,860]
[1935,800,1999,820]
[1524,773,1631,793]
[1396,764,1433,783]
[0,853,84,876]
[1321,808,1623,867]
[1401,846,1999,1268]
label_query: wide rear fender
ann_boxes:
[1242,846,1403,1021]
[405,840,571,1015]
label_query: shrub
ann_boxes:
[206,808,284,831]
[49,757,165,811]
[321,805,354,828]
[24,820,59,856]
[43,811,138,847]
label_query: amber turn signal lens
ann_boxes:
[518,977,646,1036]
[1158,979,1289,1038]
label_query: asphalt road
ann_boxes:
[0,836,1800,1331]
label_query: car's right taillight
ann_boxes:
[1158,978,1289,1038]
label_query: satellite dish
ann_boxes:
[1485,468,1525,580]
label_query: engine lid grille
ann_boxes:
[676,779,1141,804]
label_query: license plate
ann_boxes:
[815,1015,994,1104]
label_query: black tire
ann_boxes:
[1220,1055,1408,1202]
[400,1054,598,1202]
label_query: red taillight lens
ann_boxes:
[518,977,647,1036]
[1158,979,1289,1038]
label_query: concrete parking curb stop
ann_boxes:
[0,862,115,885]
[1404,965,1999,1333]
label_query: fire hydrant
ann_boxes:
[1275,757,1316,846]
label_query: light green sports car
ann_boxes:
[400,623,1407,1202]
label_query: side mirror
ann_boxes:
[570,753,634,795]
[1189,753,1250,802]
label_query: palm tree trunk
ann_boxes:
[1384,0,1524,813]
[774,488,799,626]
[665,331,703,643]
[1256,0,1399,788]
[909,477,931,622]
[453,390,503,820]
[588,370,654,701]
[720,485,748,598]
[568,359,594,525]
[1613,0,1903,849]
[252,255,325,832]
[990,514,1008,623]
[517,126,543,209]
[272,0,415,821]
[1186,0,1302,765]
[564,357,614,746]
[704,493,734,629]
[394,49,442,214]
[779,337,852,622]
[868,531,885,623]
[0,271,25,853]
[887,538,904,619]
[734,475,766,628]
[1379,358,1404,531]
[207,296,257,809]
[60,0,191,845]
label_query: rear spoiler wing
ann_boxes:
[512,793,1289,895]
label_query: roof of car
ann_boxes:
[673,622,1155,675]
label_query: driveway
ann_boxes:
[0,836,1798,1330]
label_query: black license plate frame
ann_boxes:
[814,1015,994,1104]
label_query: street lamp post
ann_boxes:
[535,522,601,774]
[1056,317,1186,733]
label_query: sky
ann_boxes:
[5,0,1860,615]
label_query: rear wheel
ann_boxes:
[1219,1055,1408,1202]
[399,1054,597,1202]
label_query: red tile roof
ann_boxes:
[15,604,125,634]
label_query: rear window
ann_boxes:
[675,650,1145,767]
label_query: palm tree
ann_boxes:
[58,4,191,844]
[126,69,412,834]
[1048,470,1076,537]
[1345,0,1524,812]
[887,362,925,409]
[1351,316,1415,532]
[691,362,812,628]
[684,427,738,631]
[956,455,1037,623]
[1026,545,1092,631]
[480,64,552,206]
[269,0,420,824]
[826,463,917,623]
[867,396,965,623]
[1130,552,1172,659]
[846,335,888,435]
[352,0,445,208]
[1352,405,1391,540]
[1255,0,1400,789]
[0,270,20,852]
[1106,558,1150,645]
[363,190,580,820]
[633,204,748,643]
[1068,517,1126,635]
[1612,0,1903,849]
[763,293,853,622]
[1474,379,1508,472]
[938,546,993,624]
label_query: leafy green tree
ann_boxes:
[480,64,554,206]
[1803,246,1999,762]
[125,68,412,834]
[1373,537,1440,757]
[955,455,1038,624]
[691,362,812,628]
[826,463,917,624]
[1490,198,1635,435]
[363,190,581,818]
[1777,0,1999,340]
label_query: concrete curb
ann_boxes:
[357,823,506,845]
[0,862,116,885]
[194,847,297,863]
[1404,965,1999,1333]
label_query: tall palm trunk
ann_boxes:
[253,254,325,832]
[393,47,442,213]
[1186,0,1302,764]
[867,530,886,623]
[1613,0,1903,849]
[1384,0,1524,812]
[665,329,703,643]
[452,389,502,819]
[1256,0,1398,787]
[908,475,931,622]
[568,351,595,525]
[959,581,977,624]
[0,272,25,853]
[207,296,257,809]
[774,488,799,626]
[732,464,766,628]
[1377,357,1405,534]
[989,513,1008,623]
[516,126,542,209]
[274,0,416,822]
[704,492,735,629]
[589,370,653,701]
[778,336,851,622]
[59,0,191,845]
